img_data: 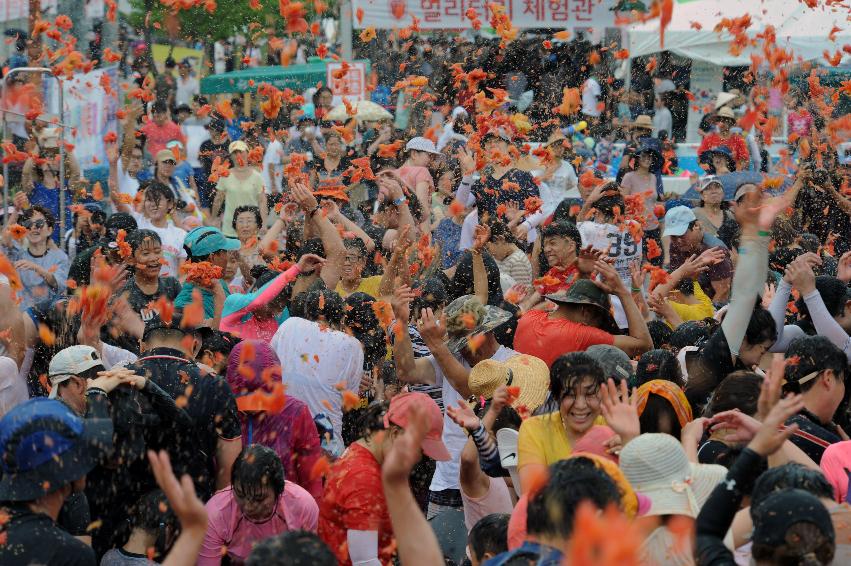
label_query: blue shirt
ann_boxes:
[28,183,97,243]
[483,541,564,566]
[434,218,463,269]
[174,280,230,318]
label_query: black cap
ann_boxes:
[142,311,195,340]
[208,119,227,132]
[175,103,191,114]
[752,489,834,547]
[106,212,138,234]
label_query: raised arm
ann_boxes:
[291,182,345,289]
[471,225,490,305]
[390,285,437,386]
[378,226,412,298]
[592,260,651,357]
[378,171,419,241]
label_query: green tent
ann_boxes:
[200,59,370,95]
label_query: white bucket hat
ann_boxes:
[619,433,727,518]
[405,136,441,155]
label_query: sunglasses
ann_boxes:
[160,159,177,165]
[24,219,46,230]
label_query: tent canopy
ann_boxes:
[628,0,851,66]
[200,62,329,95]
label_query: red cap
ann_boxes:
[383,392,450,461]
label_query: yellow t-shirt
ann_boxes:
[217,170,265,237]
[517,411,608,471]
[335,275,382,299]
[668,281,715,326]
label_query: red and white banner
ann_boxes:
[352,0,617,30]
[327,62,367,106]
[0,0,57,23]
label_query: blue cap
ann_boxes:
[662,206,697,238]
[0,398,112,500]
[183,226,241,258]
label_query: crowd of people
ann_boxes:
[0,16,850,566]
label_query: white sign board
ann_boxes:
[352,0,616,30]
[63,66,119,171]
[326,61,367,106]
[686,59,724,143]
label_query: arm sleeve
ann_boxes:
[696,448,765,566]
[721,236,769,356]
[455,175,476,207]
[470,423,504,476]
[346,530,382,566]
[767,280,808,353]
[52,254,70,290]
[803,290,851,361]
[219,264,301,330]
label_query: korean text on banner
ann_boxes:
[326,62,367,106]
[63,66,119,171]
[352,0,616,29]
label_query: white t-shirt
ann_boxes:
[130,211,188,278]
[214,42,226,75]
[175,76,199,107]
[117,157,140,198]
[429,345,518,492]
[271,317,364,443]
[262,139,285,195]
[183,124,210,168]
[534,160,578,217]
[582,77,602,117]
[578,220,642,329]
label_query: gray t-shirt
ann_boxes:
[100,548,156,566]
[4,242,69,310]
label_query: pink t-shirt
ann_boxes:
[788,110,814,137]
[198,482,319,565]
[461,476,514,532]
[620,171,660,231]
[397,165,434,194]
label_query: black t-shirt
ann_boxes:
[797,185,851,256]
[198,139,230,178]
[471,169,539,217]
[786,409,841,464]
[311,155,352,190]
[57,492,91,537]
[0,504,95,566]
[67,244,101,290]
[122,276,182,316]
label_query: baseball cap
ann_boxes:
[0,398,112,501]
[142,311,196,340]
[585,344,635,384]
[752,489,834,548]
[383,392,450,461]
[183,226,240,258]
[662,206,697,237]
[405,136,441,155]
[48,346,106,398]
[155,149,177,163]
[228,140,249,153]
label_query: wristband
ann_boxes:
[757,230,771,237]
[86,387,107,397]
[392,196,407,207]
[631,286,642,293]
[307,205,322,217]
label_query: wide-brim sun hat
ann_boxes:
[619,433,727,518]
[0,398,112,501]
[545,279,618,334]
[469,354,550,413]
[444,294,512,355]
[715,106,736,122]
[228,140,249,153]
[698,175,723,193]
[631,115,654,130]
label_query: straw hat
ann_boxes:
[469,354,550,413]
[546,130,570,147]
[619,433,727,518]
[631,115,653,131]
[715,106,736,122]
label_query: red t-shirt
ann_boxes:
[318,443,395,565]
[140,120,186,157]
[534,265,579,296]
[698,133,749,166]
[513,309,614,367]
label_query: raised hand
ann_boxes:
[147,450,208,533]
[786,257,817,295]
[747,393,804,457]
[456,147,477,175]
[446,400,481,432]
[417,307,447,346]
[296,253,325,274]
[837,251,851,284]
[576,245,606,275]
[290,182,318,212]
[391,285,416,323]
[472,224,491,252]
[592,259,627,296]
[599,377,640,444]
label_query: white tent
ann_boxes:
[628,0,851,66]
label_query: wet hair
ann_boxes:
[356,401,389,439]
[127,228,162,254]
[751,464,834,512]
[594,192,625,220]
[744,303,778,347]
[232,205,262,230]
[716,219,740,251]
[550,352,606,402]
[251,266,283,292]
[636,349,683,388]
[196,328,240,362]
[542,221,582,248]
[246,530,337,566]
[526,458,620,538]
[143,181,176,205]
[344,292,387,371]
[751,521,835,566]
[468,514,510,563]
[447,250,503,306]
[487,219,518,246]
[297,237,325,261]
[669,318,718,349]
[303,288,345,326]
[284,220,306,260]
[232,444,286,500]
[638,394,683,439]
[343,238,369,260]
[676,277,695,296]
[128,489,175,533]
[783,336,848,395]
[411,276,448,319]
[647,320,673,350]
[552,198,583,224]
[21,205,55,228]
[151,100,168,114]
[704,371,763,417]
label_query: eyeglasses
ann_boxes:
[343,254,363,264]
[561,385,601,403]
[24,219,46,230]
[160,159,176,165]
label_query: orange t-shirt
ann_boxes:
[513,309,614,367]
